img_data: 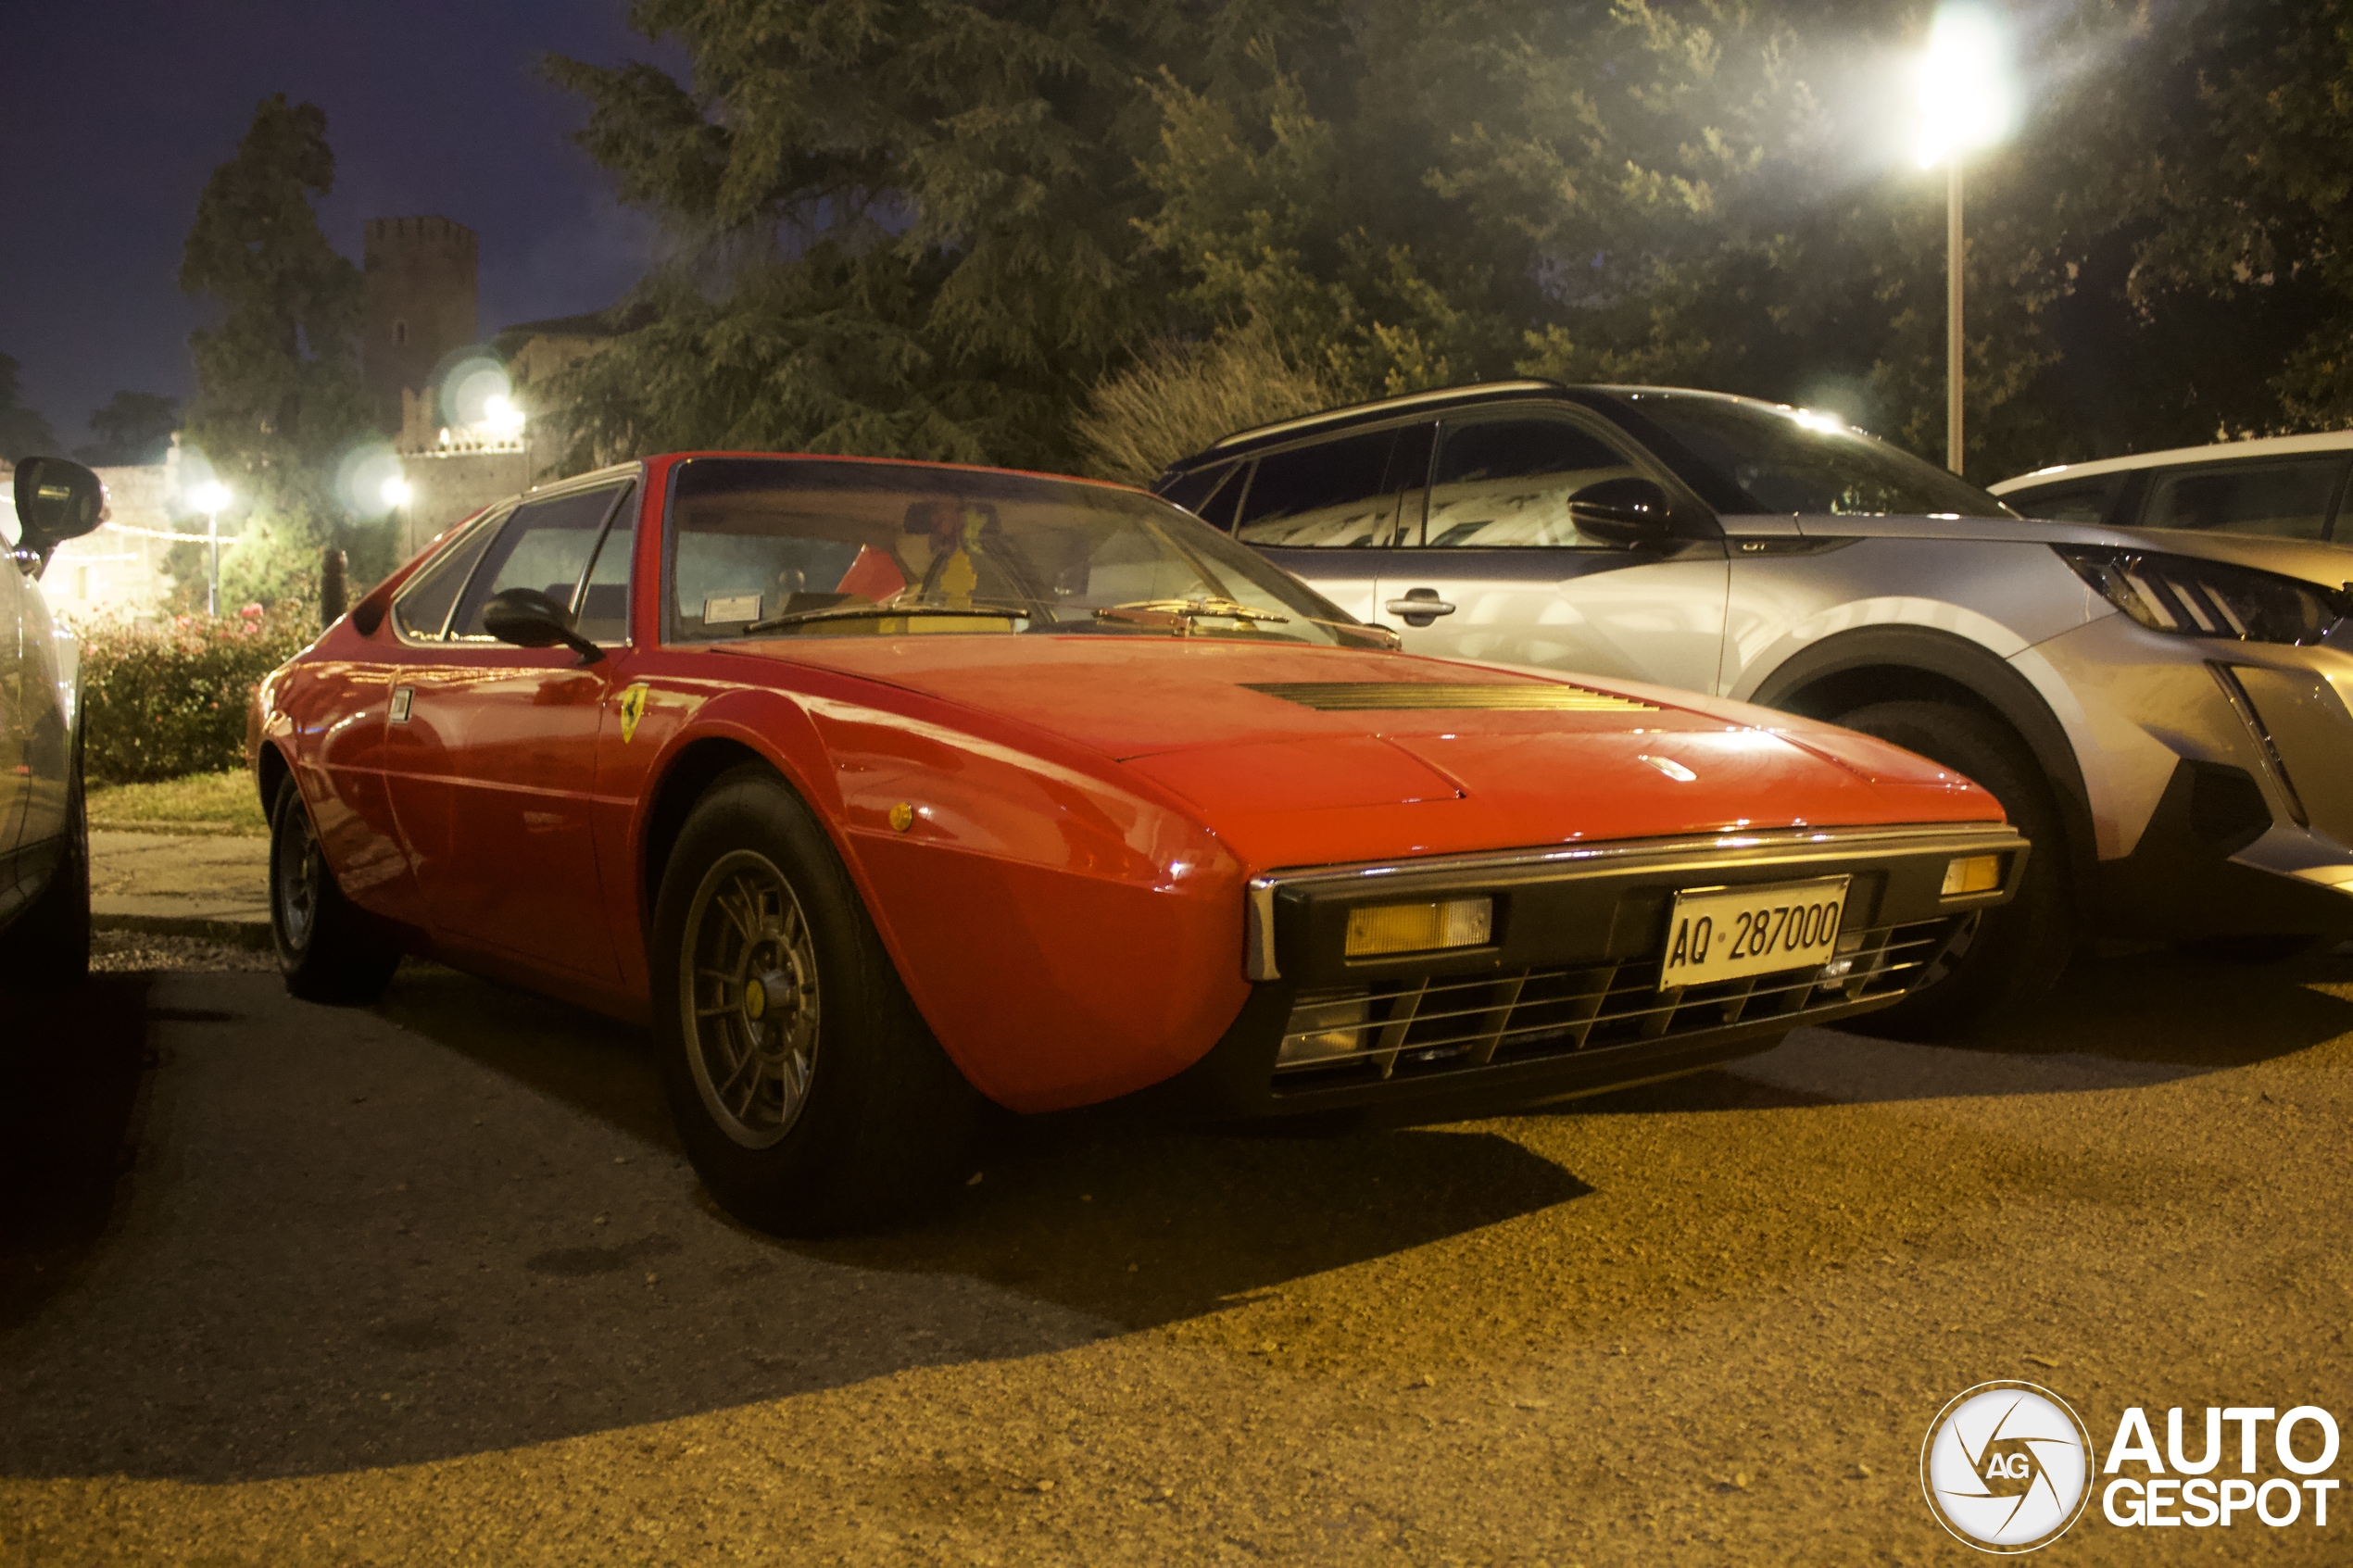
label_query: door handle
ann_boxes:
[1383,589,1455,627]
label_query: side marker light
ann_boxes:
[1344,897,1493,958]
[1941,854,2002,897]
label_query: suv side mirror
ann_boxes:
[11,457,106,577]
[482,586,604,664]
[1567,477,1673,548]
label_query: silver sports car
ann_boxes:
[1155,383,2353,1035]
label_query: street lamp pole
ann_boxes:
[206,504,220,615]
[1947,157,1964,476]
[1916,4,2011,480]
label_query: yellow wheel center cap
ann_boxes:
[743,977,767,1020]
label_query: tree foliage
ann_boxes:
[76,391,181,468]
[552,1,2353,487]
[179,94,386,605]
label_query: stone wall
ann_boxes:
[40,459,190,620]
[392,446,529,560]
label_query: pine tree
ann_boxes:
[179,94,382,607]
[77,392,181,467]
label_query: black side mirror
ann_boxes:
[11,457,106,577]
[482,586,604,664]
[1567,477,1673,548]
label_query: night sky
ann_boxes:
[3,1,687,446]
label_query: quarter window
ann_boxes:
[391,509,503,640]
[2140,457,2347,542]
[1422,417,1644,547]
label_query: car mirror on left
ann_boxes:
[482,586,605,664]
[1567,476,1672,548]
[11,457,105,578]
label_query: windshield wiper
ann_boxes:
[744,598,1030,633]
[1093,597,1291,632]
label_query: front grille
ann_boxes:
[1241,681,1657,712]
[1271,917,1957,1090]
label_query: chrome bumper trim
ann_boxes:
[1239,820,2023,982]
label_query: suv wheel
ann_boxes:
[1832,701,2072,1039]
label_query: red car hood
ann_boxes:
[729,637,2000,866]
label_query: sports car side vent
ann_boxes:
[1242,682,1657,712]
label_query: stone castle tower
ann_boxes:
[361,216,479,435]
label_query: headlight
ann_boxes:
[2055,546,2349,646]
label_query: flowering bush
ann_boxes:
[73,604,318,784]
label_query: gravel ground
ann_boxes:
[3,945,2349,1565]
[89,928,279,973]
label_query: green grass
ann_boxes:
[87,769,269,835]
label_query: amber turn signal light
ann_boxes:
[1941,854,2003,897]
[1344,897,1493,958]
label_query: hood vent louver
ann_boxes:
[1241,682,1658,713]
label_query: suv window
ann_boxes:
[449,484,634,640]
[2003,476,2120,524]
[1421,416,1644,547]
[2138,457,2346,542]
[391,508,504,641]
[1235,427,1425,547]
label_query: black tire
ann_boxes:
[0,728,90,991]
[650,764,980,1236]
[269,774,401,1004]
[1831,700,2073,1040]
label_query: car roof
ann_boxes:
[1180,381,1819,470]
[1989,429,2353,493]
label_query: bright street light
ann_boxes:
[483,394,526,440]
[188,481,233,614]
[381,474,411,508]
[1915,4,2014,478]
[1917,6,2014,169]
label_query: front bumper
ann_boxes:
[2031,617,2353,938]
[1159,822,2029,1119]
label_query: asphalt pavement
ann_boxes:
[3,926,2350,1564]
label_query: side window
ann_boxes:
[1422,417,1644,547]
[1235,429,1403,547]
[391,509,503,641]
[449,484,632,640]
[572,485,638,644]
[2003,477,2119,524]
[2140,458,2347,542]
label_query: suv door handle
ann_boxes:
[1384,589,1455,626]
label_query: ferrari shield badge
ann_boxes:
[618,683,650,744]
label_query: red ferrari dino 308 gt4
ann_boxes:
[250,453,2025,1233]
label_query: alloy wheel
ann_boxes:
[680,849,822,1148]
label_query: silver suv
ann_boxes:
[1155,383,2353,1035]
[2,458,103,986]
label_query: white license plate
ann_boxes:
[1659,876,1850,987]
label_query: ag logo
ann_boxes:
[1921,1382,2095,1553]
[618,683,650,744]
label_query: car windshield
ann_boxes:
[665,457,1375,645]
[1622,392,2015,518]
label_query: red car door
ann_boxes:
[382,478,638,982]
